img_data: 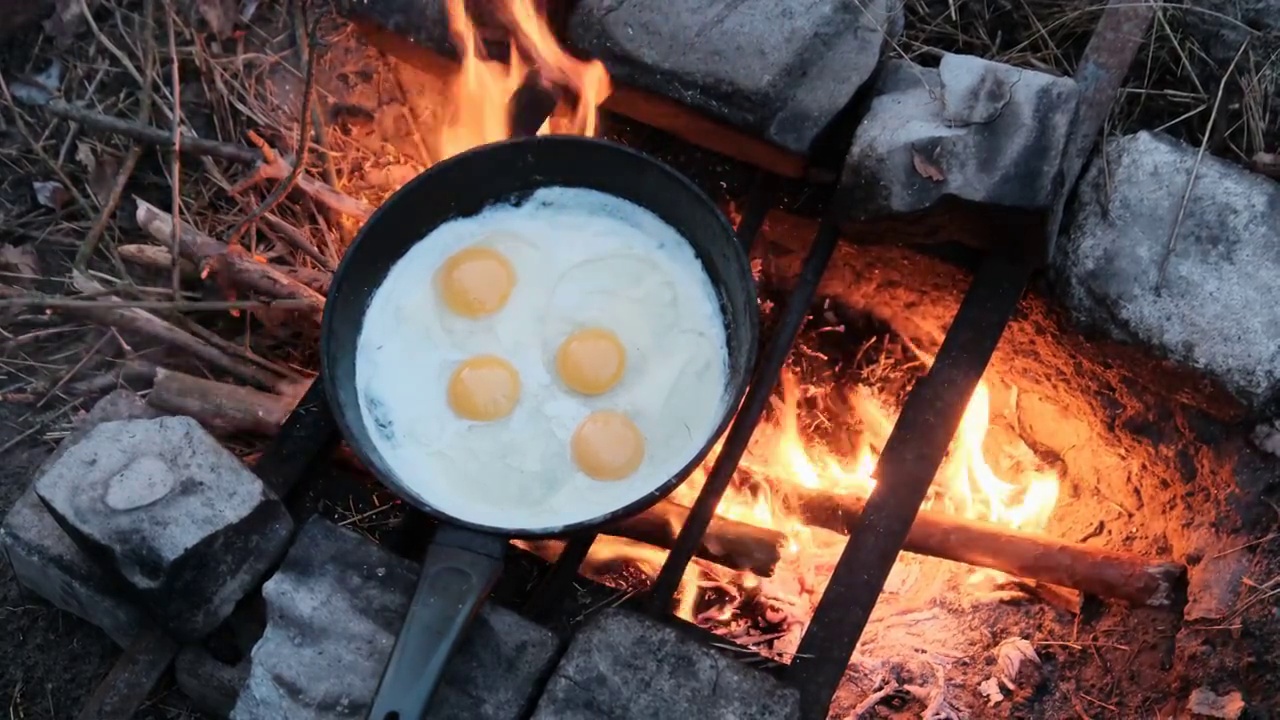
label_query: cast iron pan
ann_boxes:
[320,135,758,720]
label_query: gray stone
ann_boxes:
[838,55,1080,221]
[1185,547,1251,621]
[531,609,799,720]
[175,646,251,718]
[1055,131,1280,410]
[33,415,293,641]
[566,0,896,156]
[232,516,559,720]
[0,390,157,646]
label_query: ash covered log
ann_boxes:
[784,485,1185,607]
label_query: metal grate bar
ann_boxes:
[254,377,338,498]
[786,253,1034,719]
[735,170,773,252]
[646,213,841,612]
[522,531,599,621]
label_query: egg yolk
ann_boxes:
[570,410,645,481]
[436,246,515,318]
[555,328,626,396]
[447,355,521,421]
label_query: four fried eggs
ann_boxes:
[356,187,729,531]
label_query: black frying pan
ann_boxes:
[320,136,758,720]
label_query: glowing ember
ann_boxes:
[433,0,610,162]
[557,346,1062,642]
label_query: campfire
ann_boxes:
[2,0,1278,718]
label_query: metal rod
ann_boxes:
[786,253,1033,719]
[522,532,598,621]
[1041,0,1156,265]
[736,170,773,253]
[645,214,841,612]
[253,377,338,498]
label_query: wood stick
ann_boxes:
[118,243,331,295]
[76,625,179,720]
[606,501,785,576]
[39,99,262,164]
[143,372,783,573]
[64,273,285,391]
[246,147,375,220]
[781,485,1186,608]
[147,367,294,436]
[134,198,326,316]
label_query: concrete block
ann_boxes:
[531,609,799,720]
[0,390,156,646]
[34,416,293,640]
[838,55,1080,223]
[567,0,895,157]
[1056,130,1280,410]
[232,517,559,720]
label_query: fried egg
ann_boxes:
[355,186,729,532]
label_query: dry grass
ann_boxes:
[900,0,1279,165]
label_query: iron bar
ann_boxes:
[522,531,598,621]
[736,170,773,252]
[646,213,841,612]
[1041,0,1157,264]
[786,253,1033,719]
[253,377,338,498]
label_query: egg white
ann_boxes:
[355,186,730,532]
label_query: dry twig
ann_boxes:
[35,100,262,164]
[223,4,321,247]
[75,0,158,270]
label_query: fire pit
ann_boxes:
[1,0,1278,718]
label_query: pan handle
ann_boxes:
[367,525,506,720]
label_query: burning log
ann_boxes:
[606,501,784,577]
[783,486,1186,608]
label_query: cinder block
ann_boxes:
[233,517,560,720]
[0,390,156,646]
[34,415,293,641]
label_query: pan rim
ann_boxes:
[320,135,758,539]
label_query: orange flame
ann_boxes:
[433,0,611,163]
[587,358,1062,623]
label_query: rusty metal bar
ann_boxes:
[785,3,1157,717]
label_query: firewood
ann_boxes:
[782,485,1186,608]
[134,199,326,317]
[118,243,331,295]
[606,500,785,577]
[147,367,297,436]
[64,273,286,391]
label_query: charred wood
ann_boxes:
[783,485,1186,608]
